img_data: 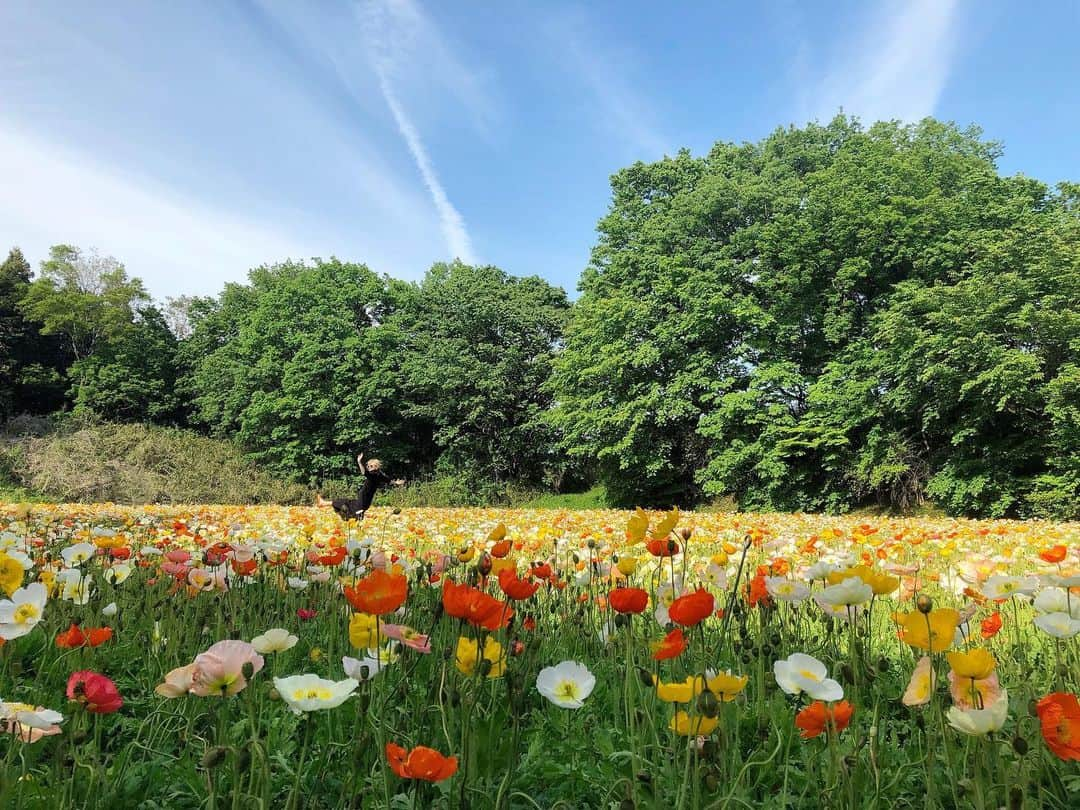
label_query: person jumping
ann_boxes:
[314,453,404,522]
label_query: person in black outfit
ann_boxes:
[314,453,404,521]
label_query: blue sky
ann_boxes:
[1,0,1077,301]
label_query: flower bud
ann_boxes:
[678,527,692,541]
[1011,735,1028,756]
[202,746,228,769]
[637,668,655,689]
[916,595,933,614]
[697,689,720,719]
[242,661,255,680]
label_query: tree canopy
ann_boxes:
[2,116,1077,518]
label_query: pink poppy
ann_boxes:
[165,550,192,564]
[297,608,318,621]
[948,670,1002,711]
[379,624,432,654]
[191,641,264,697]
[155,664,197,698]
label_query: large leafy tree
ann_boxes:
[554,117,1080,517]
[180,258,410,482]
[0,247,68,417]
[393,262,569,486]
[18,245,178,423]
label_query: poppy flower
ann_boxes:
[980,612,1002,640]
[343,570,407,616]
[894,608,959,653]
[442,580,512,630]
[795,701,854,739]
[386,742,458,782]
[490,540,512,558]
[1039,545,1068,564]
[317,547,347,567]
[66,671,123,714]
[747,571,771,608]
[56,624,112,649]
[651,627,687,661]
[1035,692,1080,761]
[668,588,714,627]
[947,648,997,681]
[530,562,553,580]
[646,537,679,557]
[498,569,540,601]
[609,587,648,615]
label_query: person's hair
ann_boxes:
[365,459,383,471]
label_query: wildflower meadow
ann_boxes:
[0,502,1078,808]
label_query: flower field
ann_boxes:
[1,503,1079,809]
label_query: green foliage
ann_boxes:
[0,248,67,417]
[180,258,405,483]
[553,117,1080,518]
[392,261,570,486]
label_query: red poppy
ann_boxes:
[490,540,512,559]
[646,537,679,557]
[231,558,257,576]
[56,624,112,649]
[498,569,540,601]
[651,627,687,661]
[66,671,123,714]
[1039,545,1068,564]
[442,580,513,630]
[343,569,408,616]
[795,701,854,739]
[386,742,458,782]
[1036,692,1080,761]
[109,547,132,560]
[609,587,649,615]
[980,612,1002,640]
[530,562,552,580]
[317,546,347,567]
[297,608,317,620]
[522,616,536,632]
[668,588,714,627]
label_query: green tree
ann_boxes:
[0,247,68,417]
[180,258,410,482]
[554,117,1080,517]
[393,262,569,487]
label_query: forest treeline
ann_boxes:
[2,117,1078,518]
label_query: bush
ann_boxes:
[4,419,309,505]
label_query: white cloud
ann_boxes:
[355,0,479,264]
[541,10,670,161]
[803,0,963,124]
[0,124,317,300]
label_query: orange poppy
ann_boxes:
[795,701,854,739]
[490,540,512,558]
[609,587,648,615]
[747,571,771,608]
[317,547,347,567]
[343,570,408,616]
[651,627,687,661]
[1036,693,1080,761]
[442,580,513,630]
[980,612,1002,640]
[386,743,458,781]
[668,588,715,627]
[497,569,539,601]
[1039,545,1068,564]
[56,624,112,649]
[231,558,257,576]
